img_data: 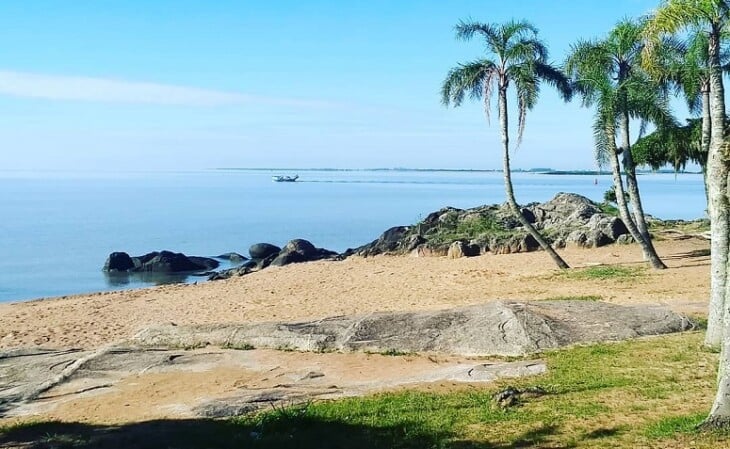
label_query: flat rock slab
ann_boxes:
[134,300,695,357]
[0,347,544,421]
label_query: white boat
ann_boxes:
[272,174,299,182]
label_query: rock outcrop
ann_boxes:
[208,239,340,280]
[103,250,219,273]
[346,193,633,257]
[134,300,695,357]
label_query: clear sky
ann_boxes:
[1,0,667,170]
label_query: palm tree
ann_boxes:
[440,20,571,270]
[564,18,670,270]
[645,0,730,429]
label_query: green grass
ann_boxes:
[644,412,707,439]
[2,333,728,448]
[421,214,512,245]
[556,265,646,281]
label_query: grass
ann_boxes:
[555,265,646,281]
[2,332,728,448]
[421,214,512,245]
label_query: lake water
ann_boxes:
[0,169,706,303]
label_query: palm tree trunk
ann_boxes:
[702,87,712,206]
[703,82,726,348]
[703,27,730,427]
[605,123,665,268]
[497,88,569,269]
[618,110,667,269]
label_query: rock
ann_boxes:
[345,226,411,257]
[616,234,635,245]
[345,193,634,259]
[412,243,450,257]
[270,251,308,267]
[283,239,318,259]
[137,251,219,273]
[216,252,248,263]
[103,252,135,272]
[270,239,341,267]
[255,253,278,270]
[188,256,221,271]
[103,251,219,273]
[448,241,480,259]
[589,215,629,241]
[249,243,281,260]
[135,301,696,357]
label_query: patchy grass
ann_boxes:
[2,332,727,448]
[556,265,646,281]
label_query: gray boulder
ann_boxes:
[249,243,281,260]
[344,226,411,257]
[270,239,340,267]
[448,241,480,259]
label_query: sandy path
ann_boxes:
[0,238,710,350]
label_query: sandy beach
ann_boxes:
[0,236,710,351]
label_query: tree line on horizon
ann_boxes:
[440,0,730,431]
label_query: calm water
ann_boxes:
[0,169,705,303]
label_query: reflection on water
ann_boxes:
[104,271,194,287]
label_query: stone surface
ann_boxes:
[0,347,545,420]
[347,193,631,257]
[248,243,281,260]
[102,251,219,273]
[134,301,695,357]
[103,252,135,272]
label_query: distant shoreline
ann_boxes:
[215,167,702,175]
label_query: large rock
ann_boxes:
[102,251,219,273]
[270,239,340,267]
[135,300,695,357]
[249,243,281,260]
[344,226,411,257]
[135,251,219,273]
[103,252,135,272]
[347,193,630,258]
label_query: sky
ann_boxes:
[0,0,671,170]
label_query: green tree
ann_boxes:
[645,0,730,429]
[565,18,671,270]
[441,20,571,269]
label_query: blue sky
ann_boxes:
[1,0,667,170]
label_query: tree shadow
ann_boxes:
[0,418,632,449]
[0,418,570,449]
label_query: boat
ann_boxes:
[272,174,299,182]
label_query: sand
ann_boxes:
[0,237,710,351]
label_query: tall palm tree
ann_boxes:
[645,0,730,429]
[564,19,670,270]
[441,20,571,269]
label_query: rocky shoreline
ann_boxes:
[102,192,707,283]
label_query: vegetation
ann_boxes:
[2,333,726,448]
[565,18,671,270]
[554,265,646,281]
[441,20,572,269]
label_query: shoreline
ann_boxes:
[0,236,710,351]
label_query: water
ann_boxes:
[0,169,706,303]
